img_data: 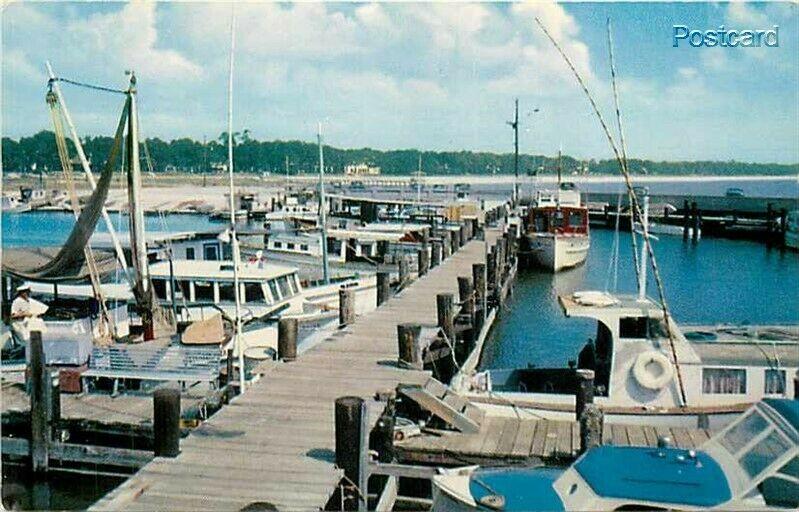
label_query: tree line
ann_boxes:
[3,130,796,177]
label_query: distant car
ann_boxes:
[726,187,745,197]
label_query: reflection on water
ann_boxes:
[481,229,799,370]
[2,464,124,510]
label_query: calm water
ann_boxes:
[1,211,221,248]
[481,229,799,370]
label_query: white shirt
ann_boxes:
[11,296,30,318]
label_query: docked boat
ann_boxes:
[524,182,590,272]
[432,399,799,511]
[1,195,31,213]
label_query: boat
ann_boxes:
[1,195,31,213]
[524,182,590,272]
[785,210,799,250]
[432,399,799,511]
[726,187,746,197]
[462,288,799,428]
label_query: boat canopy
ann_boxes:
[148,260,297,281]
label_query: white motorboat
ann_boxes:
[525,183,590,272]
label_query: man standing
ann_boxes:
[10,284,34,345]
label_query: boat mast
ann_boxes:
[508,98,519,205]
[45,61,132,287]
[416,154,422,204]
[317,123,330,284]
[226,10,246,392]
[637,190,649,302]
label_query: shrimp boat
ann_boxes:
[525,182,590,272]
[461,192,799,429]
[432,399,799,511]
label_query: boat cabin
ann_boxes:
[528,187,588,236]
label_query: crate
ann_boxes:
[59,365,87,394]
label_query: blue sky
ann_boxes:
[2,1,797,163]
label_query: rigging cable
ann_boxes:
[49,77,127,95]
[534,17,689,406]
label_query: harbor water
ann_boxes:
[481,228,799,370]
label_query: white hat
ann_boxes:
[16,284,31,292]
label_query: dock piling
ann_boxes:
[436,293,455,344]
[418,249,429,277]
[377,272,391,306]
[340,288,356,327]
[153,387,181,457]
[398,257,409,288]
[430,241,442,268]
[278,317,298,361]
[225,349,235,402]
[579,403,603,454]
[29,330,49,474]
[335,396,369,511]
[442,232,452,259]
[397,323,423,370]
[472,263,487,330]
[575,369,595,421]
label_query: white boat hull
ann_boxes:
[528,234,590,272]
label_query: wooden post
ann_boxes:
[575,369,595,421]
[472,263,487,330]
[340,287,356,326]
[418,248,429,277]
[579,403,603,454]
[397,323,423,370]
[486,251,496,305]
[450,229,460,254]
[458,276,474,323]
[398,257,409,287]
[153,387,181,457]
[442,232,452,259]
[682,199,690,240]
[29,331,49,474]
[278,317,298,361]
[430,240,442,268]
[225,348,235,402]
[377,240,389,262]
[371,396,396,463]
[335,396,369,511]
[50,377,61,441]
[376,271,391,306]
[494,243,504,305]
[458,224,466,247]
[437,293,455,343]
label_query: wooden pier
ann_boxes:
[91,229,502,511]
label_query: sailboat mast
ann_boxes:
[125,75,149,292]
[45,61,132,286]
[318,123,330,285]
[513,98,519,205]
[416,154,422,203]
[227,10,246,392]
[637,191,649,302]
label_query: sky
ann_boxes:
[2,1,798,164]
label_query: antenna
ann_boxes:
[318,122,330,284]
[506,98,519,205]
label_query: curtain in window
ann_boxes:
[764,370,786,395]
[703,368,747,394]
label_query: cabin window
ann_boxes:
[722,411,768,453]
[244,282,263,303]
[288,275,299,295]
[203,243,220,261]
[553,210,565,228]
[194,281,214,301]
[328,239,342,254]
[218,282,237,302]
[274,241,282,249]
[267,279,280,301]
[703,368,746,394]
[300,244,309,252]
[185,247,195,260]
[222,244,232,260]
[741,431,792,478]
[277,276,292,298]
[765,370,786,394]
[619,317,648,339]
[287,243,295,250]
[175,280,190,300]
[569,211,584,228]
[152,279,167,300]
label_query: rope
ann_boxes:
[535,17,688,407]
[49,77,127,95]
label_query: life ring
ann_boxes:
[632,351,674,391]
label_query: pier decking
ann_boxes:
[92,233,498,511]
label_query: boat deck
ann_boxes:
[91,232,498,511]
[396,416,712,465]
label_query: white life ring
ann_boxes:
[632,351,674,391]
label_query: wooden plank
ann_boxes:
[642,426,659,446]
[477,417,506,455]
[670,427,695,449]
[510,420,538,457]
[541,421,560,457]
[530,420,549,456]
[495,418,520,456]
[625,425,648,447]
[555,421,572,456]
